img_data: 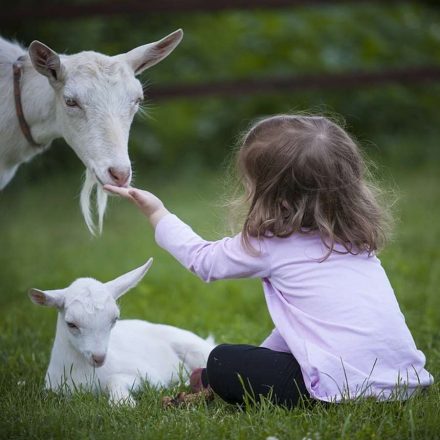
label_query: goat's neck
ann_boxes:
[20,57,61,146]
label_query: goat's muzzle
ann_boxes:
[108,166,131,187]
[91,353,106,367]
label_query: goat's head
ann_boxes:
[28,258,153,368]
[27,30,183,234]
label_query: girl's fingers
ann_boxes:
[128,189,149,207]
[103,185,133,198]
[104,185,158,215]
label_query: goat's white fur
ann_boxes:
[29,259,214,405]
[0,30,183,234]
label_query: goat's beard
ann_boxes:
[80,169,108,235]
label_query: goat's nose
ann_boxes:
[92,353,106,367]
[108,167,131,187]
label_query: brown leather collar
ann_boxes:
[13,56,42,148]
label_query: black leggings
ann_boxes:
[202,344,310,408]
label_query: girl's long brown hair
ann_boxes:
[229,114,392,258]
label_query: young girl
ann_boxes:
[105,115,433,407]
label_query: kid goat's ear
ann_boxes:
[120,29,183,75]
[105,258,153,300]
[28,288,65,308]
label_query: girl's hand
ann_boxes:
[103,185,170,228]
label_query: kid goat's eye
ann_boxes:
[66,322,78,330]
[64,97,79,108]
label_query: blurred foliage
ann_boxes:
[2,1,440,175]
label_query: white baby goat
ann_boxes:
[28,259,214,405]
[0,30,183,234]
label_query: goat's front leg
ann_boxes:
[106,374,138,406]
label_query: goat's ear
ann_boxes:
[106,258,153,300]
[28,41,64,86]
[121,29,183,75]
[28,288,65,308]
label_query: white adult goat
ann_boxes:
[0,30,183,233]
[28,259,214,405]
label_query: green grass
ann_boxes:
[0,163,439,439]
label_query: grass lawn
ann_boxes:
[0,160,439,439]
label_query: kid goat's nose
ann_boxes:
[92,353,106,367]
[108,166,130,187]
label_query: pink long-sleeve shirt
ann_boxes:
[155,214,433,402]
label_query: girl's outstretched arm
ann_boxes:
[104,184,271,282]
[103,185,170,228]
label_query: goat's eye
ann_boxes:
[135,97,143,105]
[64,97,79,108]
[66,322,79,330]
[111,317,118,326]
